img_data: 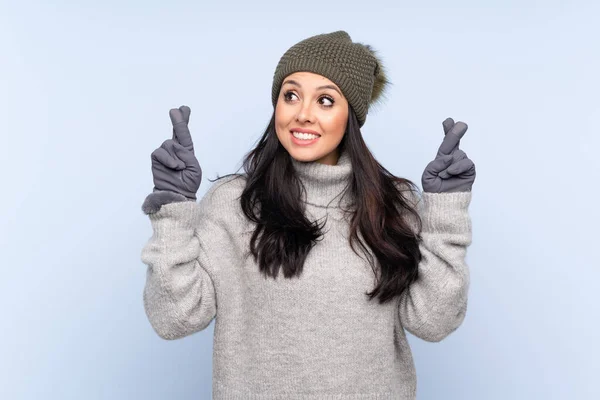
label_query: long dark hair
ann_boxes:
[212,105,423,305]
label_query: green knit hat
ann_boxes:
[271,30,389,127]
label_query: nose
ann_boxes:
[296,100,315,124]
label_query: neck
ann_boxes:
[289,148,353,208]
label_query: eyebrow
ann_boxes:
[282,79,342,96]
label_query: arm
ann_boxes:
[398,189,473,342]
[139,178,237,340]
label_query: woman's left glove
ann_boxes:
[421,117,476,193]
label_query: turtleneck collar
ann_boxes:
[289,148,354,208]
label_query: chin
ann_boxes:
[287,148,323,163]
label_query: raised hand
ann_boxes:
[421,118,476,193]
[150,105,202,200]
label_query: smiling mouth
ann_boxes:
[290,130,321,140]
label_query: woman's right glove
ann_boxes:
[141,105,203,215]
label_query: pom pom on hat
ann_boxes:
[362,44,390,108]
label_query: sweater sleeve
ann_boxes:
[140,199,217,340]
[398,189,473,342]
[140,176,244,340]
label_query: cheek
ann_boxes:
[323,110,348,135]
[274,105,290,139]
[275,100,291,123]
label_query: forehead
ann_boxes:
[283,71,339,89]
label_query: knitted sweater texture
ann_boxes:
[141,149,473,399]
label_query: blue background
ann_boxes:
[1,1,598,398]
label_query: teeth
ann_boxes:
[292,131,319,140]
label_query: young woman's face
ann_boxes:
[275,71,349,165]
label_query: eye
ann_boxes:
[319,96,334,107]
[283,91,298,102]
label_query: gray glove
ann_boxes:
[421,118,476,193]
[141,106,202,215]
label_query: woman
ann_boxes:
[141,30,476,399]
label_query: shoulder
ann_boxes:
[198,174,247,213]
[202,173,246,201]
[196,173,250,230]
[392,178,422,208]
[194,174,252,253]
[390,179,423,234]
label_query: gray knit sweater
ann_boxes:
[140,149,473,399]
